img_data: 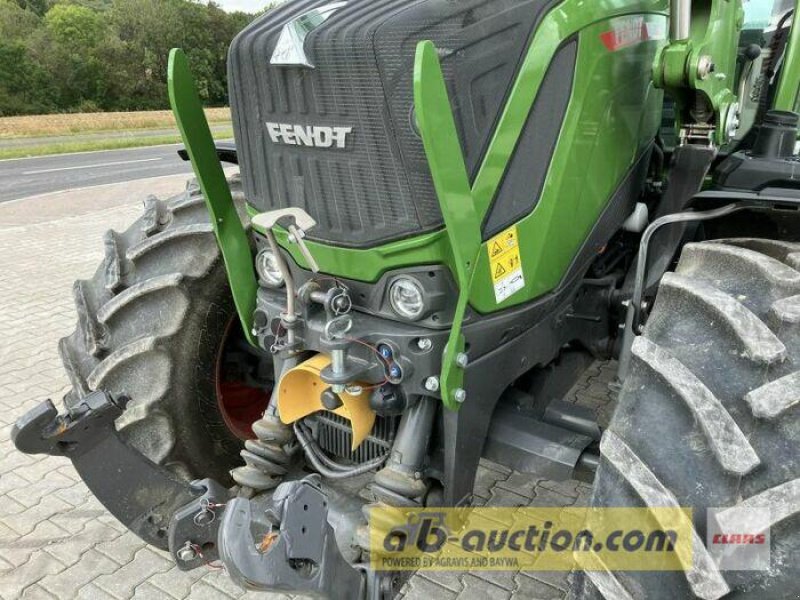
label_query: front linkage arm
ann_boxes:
[11,392,229,567]
[12,392,197,547]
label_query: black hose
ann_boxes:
[293,422,388,479]
[295,421,355,472]
[297,421,387,474]
[295,422,387,477]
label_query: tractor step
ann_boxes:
[482,401,599,482]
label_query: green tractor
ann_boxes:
[12,0,800,597]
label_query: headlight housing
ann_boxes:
[255,249,284,288]
[389,277,426,320]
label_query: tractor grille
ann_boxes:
[315,412,398,464]
[229,0,548,247]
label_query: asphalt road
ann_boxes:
[0,144,197,203]
[0,124,231,150]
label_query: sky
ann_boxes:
[215,0,281,13]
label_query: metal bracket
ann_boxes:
[11,392,198,549]
[252,207,321,274]
[252,207,317,232]
[168,479,231,570]
[253,207,321,350]
[618,187,800,381]
[168,48,259,346]
[617,200,762,381]
[414,41,482,410]
[654,0,745,146]
[12,392,125,457]
[218,476,364,599]
[774,0,800,112]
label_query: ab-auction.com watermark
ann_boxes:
[368,506,771,572]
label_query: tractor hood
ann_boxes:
[227,0,550,248]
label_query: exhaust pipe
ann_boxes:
[671,0,692,41]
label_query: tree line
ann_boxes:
[1,0,265,116]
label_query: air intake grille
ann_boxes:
[315,412,398,464]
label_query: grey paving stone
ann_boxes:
[520,571,570,594]
[533,479,582,500]
[130,583,175,600]
[198,569,247,598]
[92,548,172,599]
[52,482,93,508]
[0,472,29,497]
[486,487,533,508]
[186,582,240,600]
[0,452,37,477]
[19,584,57,600]
[0,521,18,546]
[512,573,565,600]
[7,471,76,508]
[468,570,517,592]
[527,487,576,509]
[94,531,149,567]
[0,494,28,519]
[146,566,210,599]
[12,457,66,484]
[417,570,464,594]
[402,575,458,600]
[473,464,512,501]
[0,519,70,568]
[0,551,67,600]
[43,519,122,567]
[76,583,117,600]
[39,549,118,599]
[495,472,539,499]
[457,573,512,600]
[574,485,594,507]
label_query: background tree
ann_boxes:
[0,1,54,114]
[0,0,265,115]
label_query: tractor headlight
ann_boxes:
[389,277,426,320]
[255,249,284,288]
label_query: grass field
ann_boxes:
[0,108,231,139]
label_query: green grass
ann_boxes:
[0,128,234,160]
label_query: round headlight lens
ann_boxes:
[389,277,426,320]
[255,249,284,288]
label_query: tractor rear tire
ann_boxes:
[58,177,251,483]
[571,239,800,599]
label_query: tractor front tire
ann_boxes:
[572,239,800,599]
[59,177,249,483]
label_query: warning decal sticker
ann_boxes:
[487,225,525,303]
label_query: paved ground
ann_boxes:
[0,174,618,600]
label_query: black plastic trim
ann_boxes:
[177,141,238,165]
[481,37,578,240]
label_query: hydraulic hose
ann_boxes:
[295,422,355,472]
[293,422,388,479]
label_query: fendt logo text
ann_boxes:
[265,122,352,149]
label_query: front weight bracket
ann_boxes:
[11,391,212,551]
